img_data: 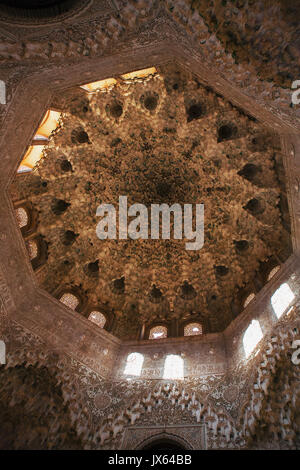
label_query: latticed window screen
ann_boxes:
[267,266,280,281]
[149,325,167,340]
[184,322,203,336]
[26,240,38,260]
[16,207,28,228]
[60,293,79,311]
[88,311,106,328]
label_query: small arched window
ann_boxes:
[184,322,203,336]
[60,293,79,311]
[163,355,184,380]
[149,325,168,340]
[267,266,280,281]
[15,207,29,228]
[244,293,255,308]
[88,311,106,329]
[124,352,144,377]
[243,320,263,358]
[271,283,295,319]
[26,239,38,260]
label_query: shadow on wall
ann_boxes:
[0,363,83,450]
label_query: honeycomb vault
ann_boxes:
[11,65,292,338]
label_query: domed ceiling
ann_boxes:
[10,64,292,339]
[0,0,88,21]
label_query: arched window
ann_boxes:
[88,311,106,329]
[60,293,79,311]
[267,266,280,281]
[124,352,144,377]
[15,207,28,228]
[271,283,295,319]
[244,293,255,308]
[26,239,38,260]
[149,325,168,340]
[163,355,184,380]
[184,322,203,336]
[26,235,48,270]
[243,320,263,358]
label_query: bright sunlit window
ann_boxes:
[17,110,61,173]
[163,354,184,380]
[35,110,60,139]
[184,322,203,336]
[271,283,295,319]
[124,352,144,377]
[121,67,157,80]
[80,77,117,92]
[17,145,45,173]
[149,325,167,340]
[243,320,263,358]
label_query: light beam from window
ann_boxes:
[243,320,263,358]
[124,352,144,377]
[163,354,184,380]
